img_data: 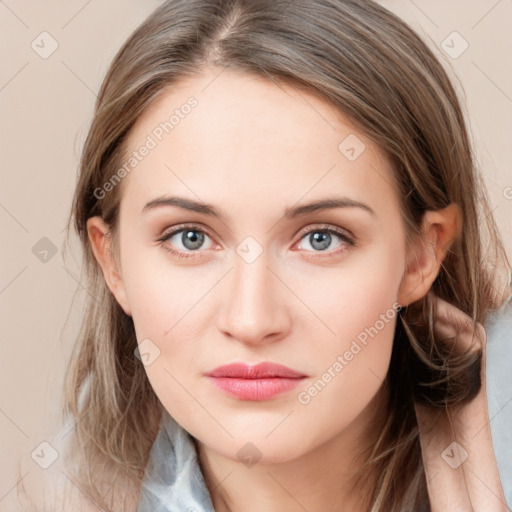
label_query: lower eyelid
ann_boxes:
[300,242,350,257]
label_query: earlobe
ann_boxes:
[398,204,462,307]
[86,216,132,316]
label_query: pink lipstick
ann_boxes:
[206,362,307,401]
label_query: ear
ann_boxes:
[86,216,132,316]
[398,203,462,307]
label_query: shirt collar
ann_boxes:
[137,408,216,512]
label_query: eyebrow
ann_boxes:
[141,195,376,219]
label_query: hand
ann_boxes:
[414,296,509,512]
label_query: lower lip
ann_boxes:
[207,377,305,400]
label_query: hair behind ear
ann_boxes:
[398,291,482,408]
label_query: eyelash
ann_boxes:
[157,223,355,260]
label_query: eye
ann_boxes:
[295,225,354,256]
[157,223,355,260]
[158,224,216,258]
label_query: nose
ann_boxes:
[216,252,292,347]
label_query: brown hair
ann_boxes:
[19,0,512,510]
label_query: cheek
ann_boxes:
[291,243,403,414]
[288,237,405,352]
[122,261,213,414]
[300,277,399,407]
[293,316,395,457]
[293,268,400,445]
[120,247,223,408]
[119,235,208,336]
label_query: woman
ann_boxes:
[15,0,511,510]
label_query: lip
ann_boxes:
[207,362,307,379]
[206,362,308,401]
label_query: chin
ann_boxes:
[202,433,311,466]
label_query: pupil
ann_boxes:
[182,230,204,250]
[310,232,330,251]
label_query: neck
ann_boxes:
[194,387,388,512]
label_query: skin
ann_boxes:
[416,297,508,511]
[87,67,463,511]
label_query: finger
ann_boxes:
[431,296,486,352]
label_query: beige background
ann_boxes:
[1,0,511,503]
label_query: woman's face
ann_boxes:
[110,67,409,463]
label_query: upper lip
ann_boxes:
[206,362,307,379]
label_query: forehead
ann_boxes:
[119,67,399,219]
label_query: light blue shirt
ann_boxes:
[137,296,512,511]
[485,294,512,507]
[137,408,216,512]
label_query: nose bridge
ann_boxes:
[217,248,290,345]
